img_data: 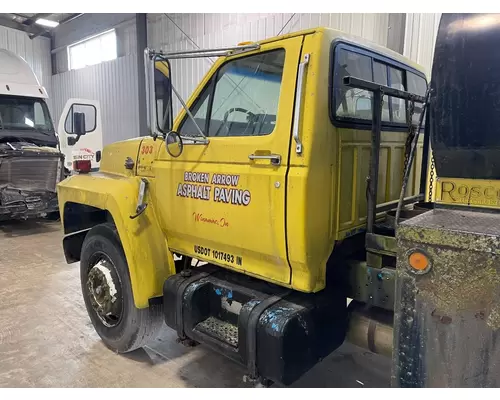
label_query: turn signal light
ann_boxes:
[73,160,91,173]
[408,251,429,271]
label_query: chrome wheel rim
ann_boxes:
[86,254,123,328]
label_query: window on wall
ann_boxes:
[68,29,117,70]
[332,45,428,129]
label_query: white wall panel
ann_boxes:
[53,14,135,51]
[404,13,441,76]
[52,55,139,145]
[118,20,137,57]
[51,15,140,145]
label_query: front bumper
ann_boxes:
[0,187,58,220]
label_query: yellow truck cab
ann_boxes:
[57,27,428,386]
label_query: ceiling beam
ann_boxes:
[29,13,85,40]
[22,13,53,26]
[58,13,84,25]
[0,17,51,39]
[0,13,86,40]
[11,13,31,20]
[0,16,31,32]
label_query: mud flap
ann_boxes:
[393,209,500,387]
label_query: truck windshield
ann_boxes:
[0,95,54,133]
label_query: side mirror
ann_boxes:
[165,131,183,157]
[145,49,174,137]
[73,112,86,136]
[154,60,173,134]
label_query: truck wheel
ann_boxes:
[80,223,163,353]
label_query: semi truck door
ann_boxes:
[155,36,304,286]
[57,98,103,172]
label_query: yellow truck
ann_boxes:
[58,16,500,387]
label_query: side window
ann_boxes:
[208,50,285,137]
[178,81,212,137]
[64,104,96,134]
[389,67,406,124]
[407,72,427,125]
[332,44,428,128]
[373,61,390,122]
[177,50,285,138]
[335,49,373,120]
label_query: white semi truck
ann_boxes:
[0,48,102,220]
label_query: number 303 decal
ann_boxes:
[141,145,153,154]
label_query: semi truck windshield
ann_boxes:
[0,95,54,133]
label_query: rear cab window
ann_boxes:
[330,42,428,131]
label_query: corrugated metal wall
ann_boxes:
[118,19,137,57]
[51,55,139,145]
[147,13,393,115]
[51,17,139,145]
[0,25,53,109]
[404,13,441,76]
[54,17,137,74]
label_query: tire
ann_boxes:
[80,222,163,353]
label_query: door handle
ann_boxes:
[248,153,281,166]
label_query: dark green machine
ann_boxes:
[392,13,500,387]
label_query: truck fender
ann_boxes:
[57,173,176,308]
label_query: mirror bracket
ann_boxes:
[67,136,80,146]
[144,48,209,145]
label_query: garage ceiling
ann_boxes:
[0,13,84,39]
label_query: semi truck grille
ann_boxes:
[0,156,60,192]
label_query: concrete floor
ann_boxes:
[0,219,391,388]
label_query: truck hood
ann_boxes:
[98,136,163,177]
[0,129,58,148]
[99,137,144,176]
[0,140,60,156]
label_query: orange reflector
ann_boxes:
[238,41,253,46]
[408,251,429,271]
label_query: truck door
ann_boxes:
[154,36,304,286]
[57,98,103,172]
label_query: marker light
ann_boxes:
[408,251,430,272]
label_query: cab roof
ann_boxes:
[254,26,427,78]
[0,48,48,99]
